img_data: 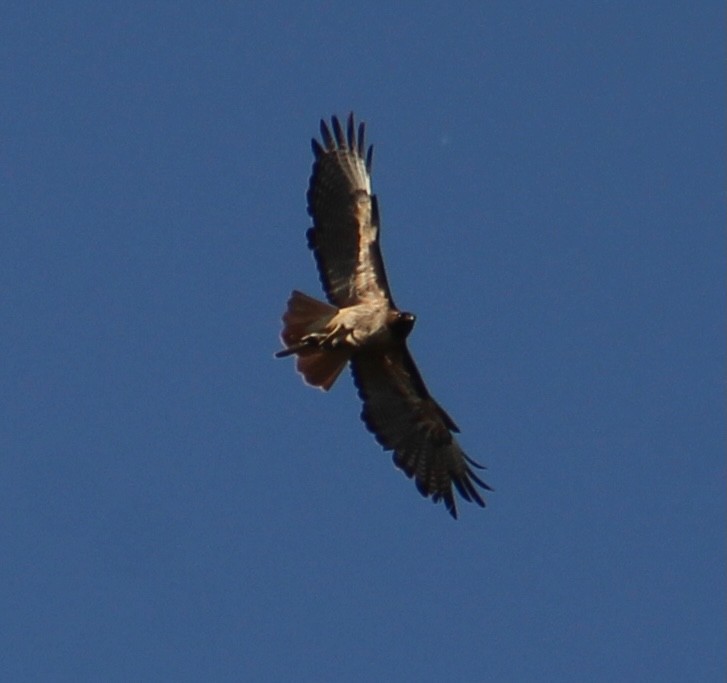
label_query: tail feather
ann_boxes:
[296,347,349,391]
[280,290,337,347]
[276,290,350,391]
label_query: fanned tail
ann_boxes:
[275,290,350,391]
[295,346,350,391]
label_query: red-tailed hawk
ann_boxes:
[276,114,492,518]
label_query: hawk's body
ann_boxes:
[276,114,492,518]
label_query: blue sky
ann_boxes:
[1,3,724,681]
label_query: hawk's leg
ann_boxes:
[301,322,347,350]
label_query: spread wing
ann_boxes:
[350,344,492,518]
[306,113,394,308]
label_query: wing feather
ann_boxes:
[331,115,345,147]
[306,113,393,307]
[346,115,355,149]
[350,344,492,518]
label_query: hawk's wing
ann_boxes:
[351,344,492,518]
[307,114,394,308]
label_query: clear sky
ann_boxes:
[2,3,724,682]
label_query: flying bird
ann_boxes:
[276,114,492,518]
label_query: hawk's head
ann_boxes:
[390,311,416,339]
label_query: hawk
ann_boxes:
[276,114,492,518]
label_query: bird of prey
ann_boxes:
[276,114,492,518]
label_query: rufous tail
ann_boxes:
[275,290,350,391]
